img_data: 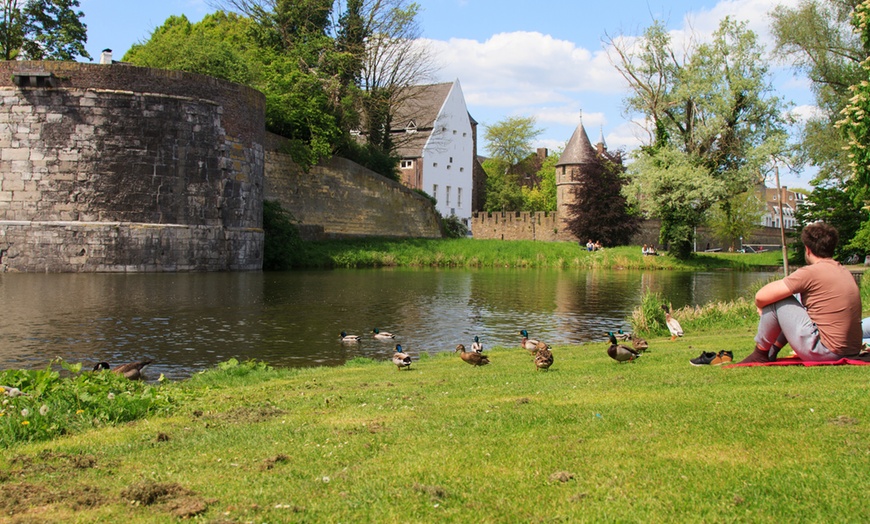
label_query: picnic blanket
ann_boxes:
[725,354,870,368]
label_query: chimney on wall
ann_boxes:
[100,49,113,64]
[536,147,548,160]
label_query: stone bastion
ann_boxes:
[0,61,265,272]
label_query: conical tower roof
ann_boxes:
[555,121,598,166]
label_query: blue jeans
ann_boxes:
[755,296,840,361]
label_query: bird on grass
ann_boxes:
[392,344,412,371]
[471,335,484,353]
[372,328,396,340]
[614,330,631,341]
[93,360,152,380]
[519,330,544,353]
[534,344,554,371]
[661,305,684,341]
[456,344,490,367]
[607,332,640,364]
[2,385,28,397]
[631,333,649,353]
[340,331,361,343]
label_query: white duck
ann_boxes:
[661,305,684,340]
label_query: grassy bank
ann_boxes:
[3,324,868,522]
[293,238,788,270]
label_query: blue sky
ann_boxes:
[78,0,814,188]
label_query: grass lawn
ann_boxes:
[2,326,868,522]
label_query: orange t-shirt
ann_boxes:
[782,258,862,356]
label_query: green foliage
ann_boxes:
[795,178,869,261]
[440,214,468,239]
[0,359,172,447]
[262,200,304,270]
[336,138,400,181]
[707,191,766,251]
[484,116,544,169]
[1,0,90,60]
[565,155,640,246]
[482,158,525,212]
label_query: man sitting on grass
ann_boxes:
[738,222,862,364]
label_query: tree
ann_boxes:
[521,151,559,212]
[707,190,765,251]
[482,157,524,212]
[564,152,640,246]
[770,0,865,185]
[484,116,543,170]
[1,0,90,60]
[793,182,868,261]
[608,18,788,258]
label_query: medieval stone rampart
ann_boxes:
[264,133,441,240]
[471,211,792,250]
[0,61,265,272]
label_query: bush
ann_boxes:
[440,215,468,239]
[263,200,304,270]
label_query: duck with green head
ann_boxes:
[607,332,640,364]
[519,330,543,353]
[340,331,361,343]
[372,328,396,340]
[392,344,412,370]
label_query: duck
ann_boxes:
[534,344,554,371]
[471,335,484,353]
[456,344,490,367]
[392,344,412,371]
[661,305,684,340]
[519,330,543,353]
[93,360,152,380]
[2,385,28,397]
[631,332,649,352]
[607,332,640,364]
[614,329,631,341]
[340,331,362,343]
[372,328,396,340]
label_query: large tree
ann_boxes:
[770,0,865,185]
[1,0,90,60]
[608,18,789,258]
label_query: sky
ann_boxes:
[77,0,816,189]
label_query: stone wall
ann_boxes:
[471,211,793,249]
[264,133,441,240]
[0,61,265,272]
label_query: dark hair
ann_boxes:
[801,222,838,259]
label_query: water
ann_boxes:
[0,268,775,380]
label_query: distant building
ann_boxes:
[391,79,478,223]
[759,186,805,230]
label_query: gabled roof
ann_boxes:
[556,122,598,166]
[391,82,453,132]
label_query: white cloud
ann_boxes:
[788,104,825,123]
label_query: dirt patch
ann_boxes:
[0,482,109,516]
[412,483,448,500]
[828,415,859,426]
[120,481,211,518]
[208,404,286,424]
[548,471,575,483]
[261,454,290,470]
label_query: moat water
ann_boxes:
[0,268,775,381]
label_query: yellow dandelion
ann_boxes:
[76,409,85,414]
[21,420,30,426]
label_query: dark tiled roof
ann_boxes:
[556,123,598,166]
[390,82,455,158]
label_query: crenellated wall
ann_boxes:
[264,133,441,240]
[0,61,265,272]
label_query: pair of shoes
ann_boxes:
[711,351,733,365]
[690,351,717,366]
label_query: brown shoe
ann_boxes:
[711,351,733,365]
[736,347,771,364]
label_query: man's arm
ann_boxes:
[755,280,794,310]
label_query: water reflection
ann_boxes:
[0,269,774,380]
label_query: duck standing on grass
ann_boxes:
[93,360,152,380]
[631,333,649,353]
[607,333,640,364]
[614,330,631,341]
[456,344,490,367]
[340,331,361,343]
[661,305,684,340]
[519,330,543,353]
[392,344,412,371]
[372,328,396,340]
[534,343,554,371]
[471,336,484,353]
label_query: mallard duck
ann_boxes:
[93,360,152,380]
[534,345,554,371]
[519,330,543,353]
[2,385,27,397]
[456,344,490,366]
[372,328,396,340]
[340,331,361,343]
[392,344,412,371]
[607,333,640,364]
[471,336,483,353]
[614,329,631,341]
[661,305,684,340]
[631,333,649,352]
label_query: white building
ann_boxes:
[392,80,476,222]
[759,186,805,230]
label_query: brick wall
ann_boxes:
[0,61,264,272]
[264,133,441,240]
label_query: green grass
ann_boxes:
[2,327,868,522]
[293,238,789,270]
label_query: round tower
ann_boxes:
[555,120,601,234]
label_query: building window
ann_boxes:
[400,160,414,169]
[457,187,462,208]
[446,186,451,206]
[449,157,453,163]
[452,130,457,134]
[433,162,438,167]
[459,167,464,172]
[433,184,438,198]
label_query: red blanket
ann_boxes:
[725,354,870,368]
